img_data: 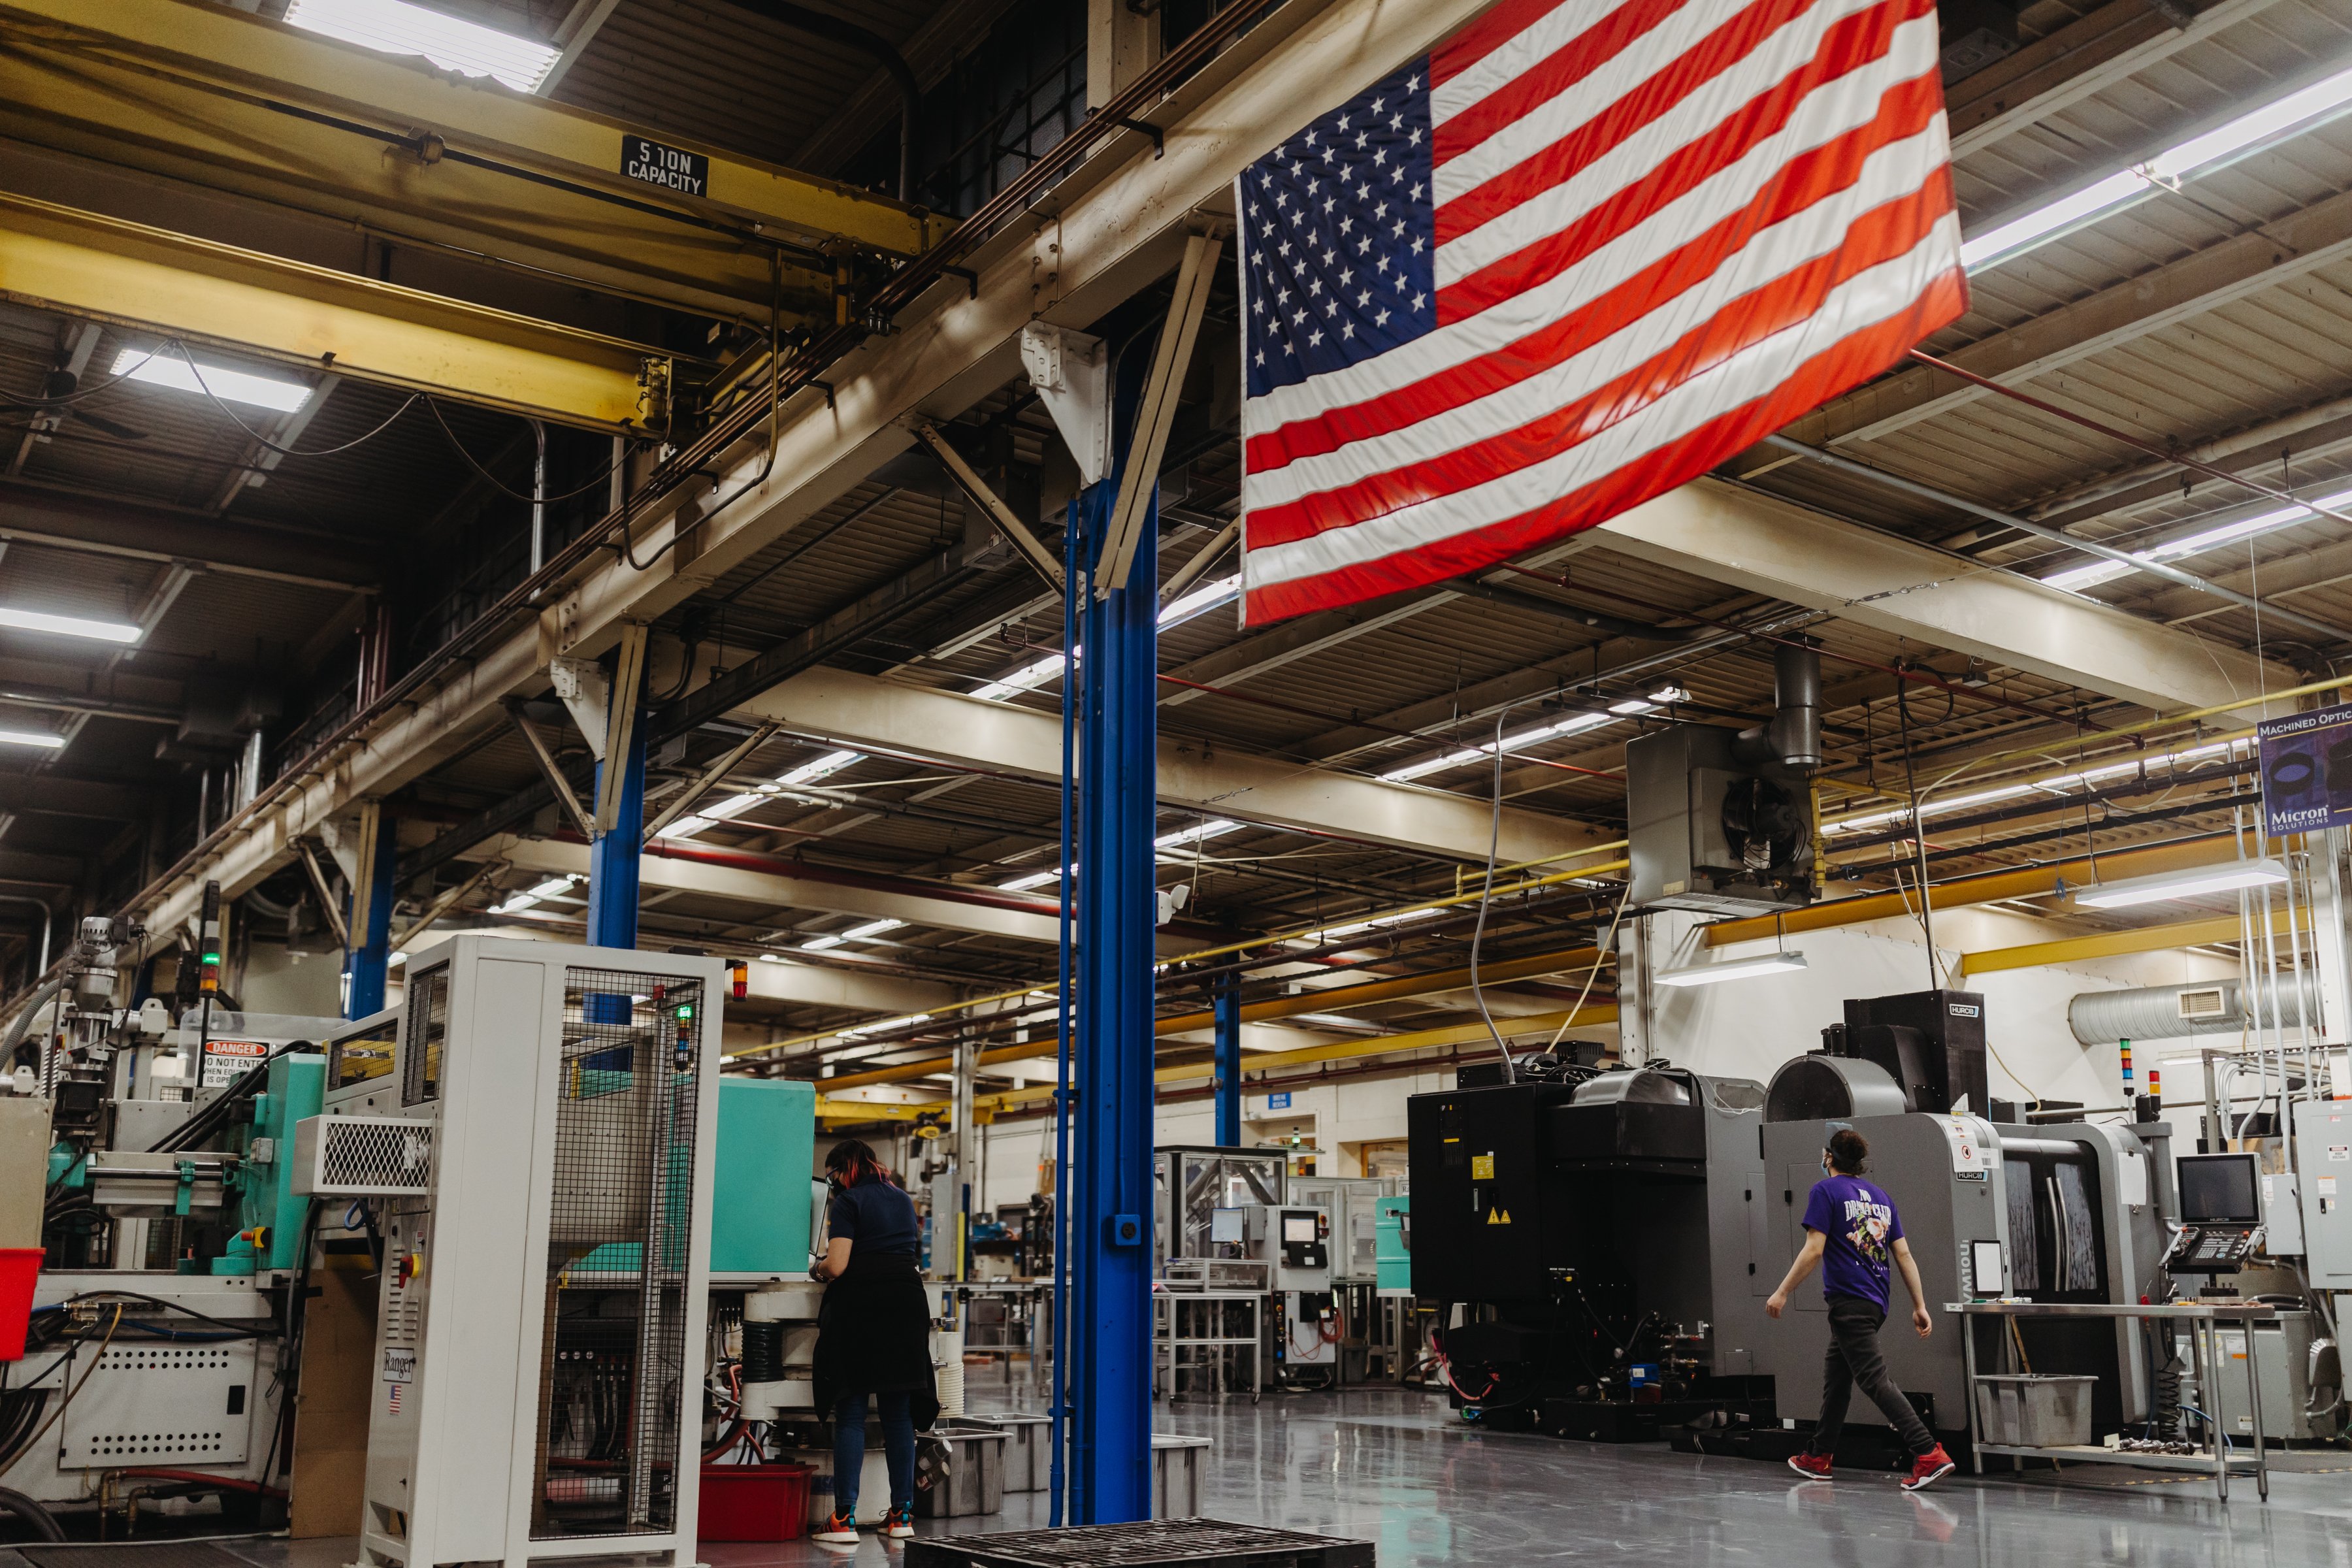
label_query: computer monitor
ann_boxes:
[1281,1212,1318,1244]
[2178,1152,2261,1222]
[1209,1208,1245,1244]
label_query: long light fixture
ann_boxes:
[802,916,904,953]
[1380,709,1616,783]
[1827,736,2247,836]
[1965,60,2352,272]
[492,874,580,914]
[112,349,310,414]
[2073,858,2289,909]
[2045,485,2352,595]
[0,606,142,644]
[0,728,66,750]
[657,747,868,841]
[284,0,561,91]
[1654,951,1810,987]
[967,576,1244,704]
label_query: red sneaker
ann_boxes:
[1787,1451,1833,1480]
[1901,1445,1956,1492]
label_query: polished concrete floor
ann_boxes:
[28,1387,2346,1568]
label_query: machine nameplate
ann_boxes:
[623,136,709,197]
[381,1347,416,1382]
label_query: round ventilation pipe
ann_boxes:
[2066,974,2323,1046]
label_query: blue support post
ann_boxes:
[1213,973,1243,1147]
[584,715,646,952]
[1064,383,1158,1526]
[343,808,396,1020]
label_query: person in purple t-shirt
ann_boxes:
[1766,1127,1956,1492]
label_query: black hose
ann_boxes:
[149,1039,315,1152]
[0,1485,66,1542]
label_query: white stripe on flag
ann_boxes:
[1245,123,1949,511]
[1430,0,1677,123]
[1244,24,1939,440]
[1438,5,1933,282]
[1246,216,1959,589]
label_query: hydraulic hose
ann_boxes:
[1,973,63,1059]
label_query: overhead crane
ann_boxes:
[0,0,951,426]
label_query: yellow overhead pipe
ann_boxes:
[1958,907,2298,977]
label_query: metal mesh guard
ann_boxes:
[306,1116,434,1196]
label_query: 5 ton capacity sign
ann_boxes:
[621,135,709,197]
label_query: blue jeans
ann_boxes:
[832,1391,915,1516]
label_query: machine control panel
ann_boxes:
[2164,1224,2262,1274]
[1279,1209,1328,1270]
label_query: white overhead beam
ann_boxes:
[732,666,1611,867]
[1593,478,2291,711]
[472,834,1066,945]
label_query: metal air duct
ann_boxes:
[2066,975,2324,1045]
[1768,641,1823,772]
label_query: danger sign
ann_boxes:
[200,1038,268,1089]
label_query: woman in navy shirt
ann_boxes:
[809,1139,937,1544]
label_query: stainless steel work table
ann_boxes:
[1948,1299,2276,1499]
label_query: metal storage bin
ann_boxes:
[1151,1433,1213,1518]
[917,1424,1007,1518]
[1974,1374,2096,1447]
[962,1413,1049,1492]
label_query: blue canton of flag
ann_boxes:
[1239,61,1437,399]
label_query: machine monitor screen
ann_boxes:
[1281,1213,1317,1244]
[1209,1209,1245,1244]
[2178,1153,2261,1222]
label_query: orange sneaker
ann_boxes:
[812,1510,860,1544]
[1901,1445,1956,1492]
[1787,1451,1833,1480]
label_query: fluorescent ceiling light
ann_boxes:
[2074,858,2289,909]
[2044,485,2352,595]
[999,867,1064,892]
[1161,574,1243,631]
[1965,61,2352,272]
[0,729,66,750]
[0,606,141,644]
[112,348,310,413]
[1379,710,1616,784]
[1827,736,2247,836]
[972,653,1067,704]
[777,749,862,787]
[757,952,788,964]
[492,874,579,914]
[284,0,560,91]
[1655,951,1809,987]
[800,935,845,951]
[1154,819,1239,851]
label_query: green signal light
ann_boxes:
[675,1004,693,1019]
[201,951,221,966]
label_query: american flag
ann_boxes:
[1235,0,1966,623]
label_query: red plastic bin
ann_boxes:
[699,1463,811,1541]
[0,1249,39,1362]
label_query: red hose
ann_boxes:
[114,1469,287,1499]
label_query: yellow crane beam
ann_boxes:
[0,0,950,326]
[0,191,656,428]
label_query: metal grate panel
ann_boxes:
[904,1520,1377,1568]
[296,1115,434,1196]
[529,966,706,1541]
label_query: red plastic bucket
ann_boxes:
[0,1247,41,1362]
[698,1463,811,1541]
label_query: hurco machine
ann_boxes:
[1407,1058,1772,1439]
[1750,990,2171,1459]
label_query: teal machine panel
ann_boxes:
[219,1053,325,1274]
[711,1077,817,1273]
[1375,1194,1411,1297]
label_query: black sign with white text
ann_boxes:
[622,135,709,198]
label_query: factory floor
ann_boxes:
[33,1387,2345,1568]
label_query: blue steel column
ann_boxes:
[1213,972,1243,1147]
[343,817,397,1019]
[584,709,647,952]
[1065,368,1158,1525]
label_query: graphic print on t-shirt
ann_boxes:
[1844,1196,1893,1269]
[1803,1173,1904,1310]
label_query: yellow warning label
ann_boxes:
[1486,1209,1512,1225]
[1471,1153,1495,1180]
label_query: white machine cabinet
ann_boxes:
[318,936,725,1568]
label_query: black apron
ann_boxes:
[811,1249,939,1429]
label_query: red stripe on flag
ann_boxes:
[1437,0,1929,253]
[1244,78,1944,477]
[1433,0,1696,165]
[1241,265,1966,623]
[1431,0,1586,86]
[1247,178,1955,549]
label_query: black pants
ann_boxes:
[1810,1295,1934,1458]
